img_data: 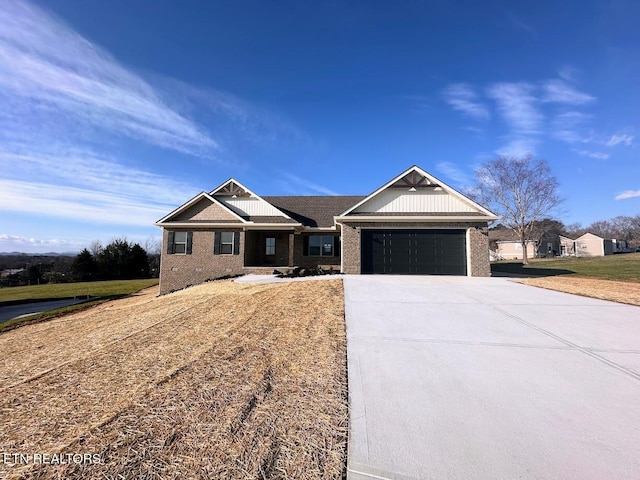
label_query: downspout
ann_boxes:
[336,222,344,273]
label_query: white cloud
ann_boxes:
[558,66,578,83]
[0,234,85,251]
[0,144,201,226]
[486,82,542,135]
[442,83,489,121]
[280,173,340,196]
[606,134,634,146]
[495,137,538,158]
[615,190,640,200]
[574,149,609,159]
[436,161,472,185]
[552,111,593,144]
[0,178,174,226]
[0,1,219,157]
[542,80,595,105]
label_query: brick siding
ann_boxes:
[159,228,244,295]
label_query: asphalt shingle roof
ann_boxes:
[262,196,366,228]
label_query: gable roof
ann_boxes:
[156,165,498,229]
[263,196,365,228]
[210,178,294,222]
[336,165,499,220]
[155,191,247,225]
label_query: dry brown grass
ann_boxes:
[0,280,347,479]
[522,276,640,306]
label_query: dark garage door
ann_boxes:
[361,229,467,275]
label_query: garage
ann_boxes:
[361,229,467,275]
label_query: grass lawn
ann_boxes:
[491,253,640,282]
[0,279,347,479]
[0,279,159,304]
[0,279,159,333]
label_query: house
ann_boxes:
[155,165,499,294]
[573,233,617,257]
[489,229,560,260]
[559,232,628,257]
[559,235,576,257]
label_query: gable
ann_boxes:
[211,179,292,221]
[352,188,476,214]
[172,197,240,222]
[340,166,498,219]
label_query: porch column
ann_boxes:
[288,233,295,267]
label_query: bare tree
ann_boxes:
[472,154,563,264]
[89,240,103,257]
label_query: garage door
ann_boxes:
[361,229,467,275]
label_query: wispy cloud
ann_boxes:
[0,1,218,157]
[0,234,85,252]
[507,12,537,37]
[606,134,634,146]
[557,66,578,83]
[487,82,542,135]
[0,143,200,225]
[486,82,542,155]
[0,178,174,226]
[280,173,340,196]
[574,149,609,159]
[436,161,472,186]
[442,83,489,121]
[495,137,539,158]
[552,111,593,144]
[542,80,595,105]
[615,190,640,200]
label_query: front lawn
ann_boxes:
[0,279,159,304]
[491,253,640,282]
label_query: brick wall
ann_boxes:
[292,233,341,269]
[468,225,490,276]
[159,228,244,295]
[340,221,490,276]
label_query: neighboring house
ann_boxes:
[560,232,628,257]
[559,235,576,257]
[155,165,499,294]
[489,229,559,260]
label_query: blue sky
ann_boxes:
[1,0,638,253]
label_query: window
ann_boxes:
[307,235,337,256]
[309,236,322,256]
[265,237,276,255]
[174,232,188,254]
[167,231,192,254]
[214,231,240,255]
[220,232,234,254]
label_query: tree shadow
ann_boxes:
[491,263,575,278]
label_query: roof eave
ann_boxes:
[334,215,499,222]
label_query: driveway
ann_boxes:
[344,276,640,480]
[0,298,90,323]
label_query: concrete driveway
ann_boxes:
[344,276,640,480]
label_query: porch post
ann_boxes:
[288,233,295,267]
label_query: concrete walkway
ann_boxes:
[344,276,640,480]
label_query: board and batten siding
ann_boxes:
[352,189,476,214]
[219,197,287,217]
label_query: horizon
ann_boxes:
[2,0,639,254]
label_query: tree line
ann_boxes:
[71,239,158,282]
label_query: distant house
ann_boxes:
[489,229,559,260]
[559,232,629,257]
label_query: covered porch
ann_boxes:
[244,230,296,268]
